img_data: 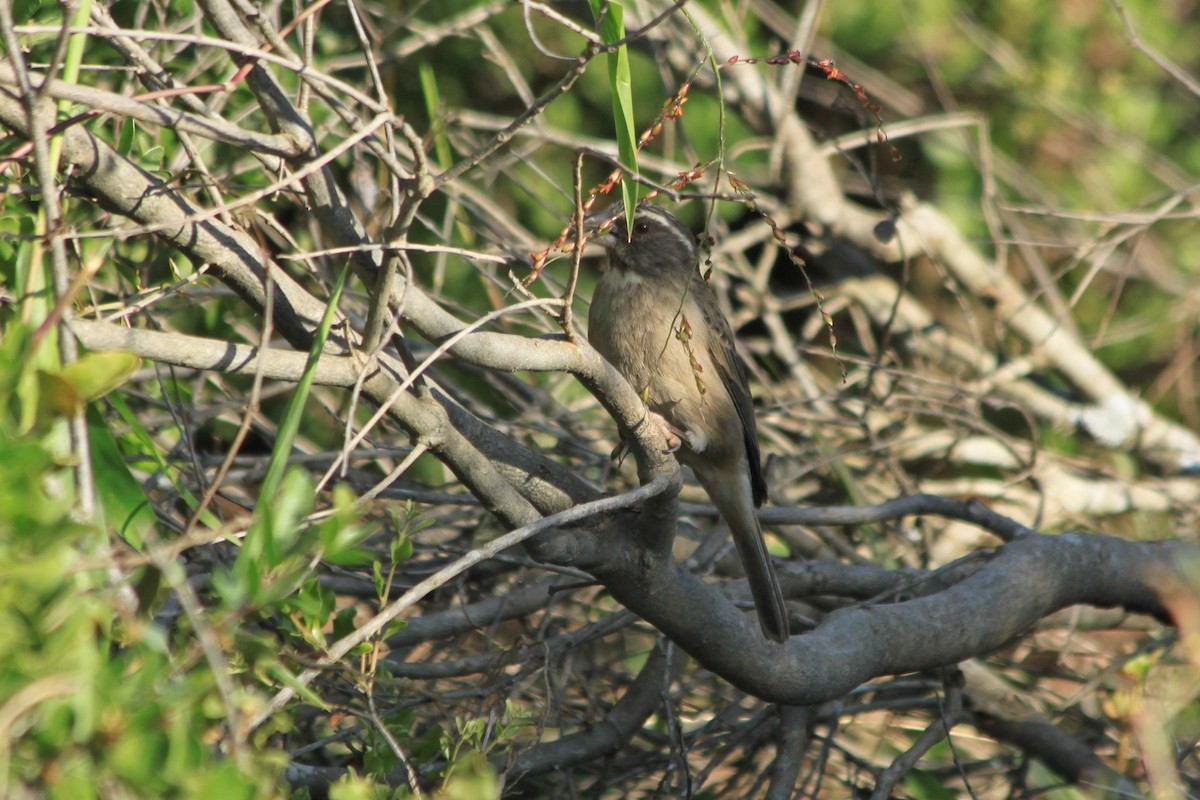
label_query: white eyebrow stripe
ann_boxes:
[635,206,698,258]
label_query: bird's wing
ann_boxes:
[694,275,768,507]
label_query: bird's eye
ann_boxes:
[633,221,651,235]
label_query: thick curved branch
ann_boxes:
[71,269,1194,709]
[599,529,1188,704]
[63,240,1194,713]
[252,477,674,730]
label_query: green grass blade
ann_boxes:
[259,261,352,501]
[591,1,639,230]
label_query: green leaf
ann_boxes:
[384,617,407,639]
[290,577,335,629]
[903,769,961,800]
[590,0,639,230]
[61,351,141,403]
[265,661,329,710]
[229,466,336,608]
[419,61,454,171]
[190,762,260,800]
[34,369,81,423]
[318,483,373,565]
[117,116,136,155]
[328,773,380,800]
[372,560,385,597]
[441,749,501,800]
[256,260,350,502]
[390,533,413,564]
[12,0,46,23]
[33,351,140,431]
[332,606,359,641]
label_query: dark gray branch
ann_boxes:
[976,714,1136,795]
[597,530,1187,705]
[505,642,670,782]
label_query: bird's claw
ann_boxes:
[648,411,686,453]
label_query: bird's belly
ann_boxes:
[590,281,737,462]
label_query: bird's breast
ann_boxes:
[589,272,741,465]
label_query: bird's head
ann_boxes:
[588,203,699,276]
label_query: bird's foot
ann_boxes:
[647,411,686,454]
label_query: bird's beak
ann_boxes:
[584,205,623,251]
[559,207,619,255]
[586,230,617,252]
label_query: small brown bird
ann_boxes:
[588,203,789,643]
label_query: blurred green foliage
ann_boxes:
[0,327,286,796]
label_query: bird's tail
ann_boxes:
[698,470,790,643]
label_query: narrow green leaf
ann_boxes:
[118,116,136,155]
[48,0,93,171]
[266,662,329,710]
[259,261,351,500]
[591,0,639,231]
[419,61,454,171]
[241,263,349,580]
